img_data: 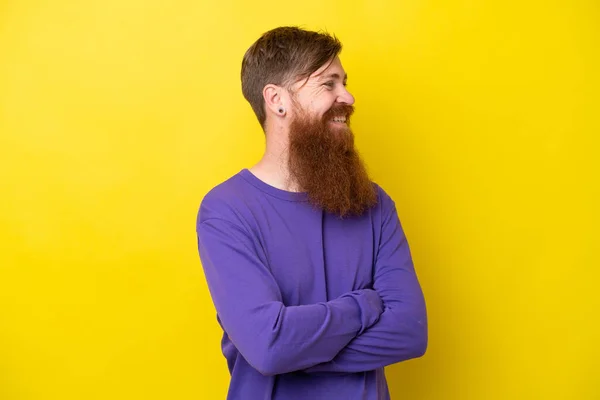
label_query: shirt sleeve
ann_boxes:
[196,209,384,377]
[303,190,428,374]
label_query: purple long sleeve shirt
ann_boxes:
[196,169,427,400]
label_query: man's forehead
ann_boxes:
[310,58,347,80]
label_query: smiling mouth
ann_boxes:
[331,116,347,124]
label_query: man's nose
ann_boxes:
[337,87,355,105]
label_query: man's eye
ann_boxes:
[323,81,335,88]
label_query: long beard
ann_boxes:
[287,104,378,218]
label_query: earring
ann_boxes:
[278,107,285,114]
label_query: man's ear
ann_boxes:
[263,84,287,117]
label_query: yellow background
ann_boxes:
[1,1,598,399]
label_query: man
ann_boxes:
[196,26,427,400]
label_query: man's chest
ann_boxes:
[257,214,377,305]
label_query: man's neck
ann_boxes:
[249,130,302,193]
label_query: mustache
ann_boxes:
[323,104,355,120]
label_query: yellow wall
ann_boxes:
[1,1,598,399]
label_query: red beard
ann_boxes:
[287,104,378,218]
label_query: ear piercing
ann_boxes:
[278,107,285,114]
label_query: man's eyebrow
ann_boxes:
[318,73,348,81]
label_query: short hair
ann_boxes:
[241,26,342,128]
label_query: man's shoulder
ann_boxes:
[196,171,249,226]
[372,181,394,206]
[204,172,245,203]
[369,181,399,223]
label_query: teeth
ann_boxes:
[332,117,347,123]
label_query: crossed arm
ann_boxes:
[302,203,428,374]
[196,193,427,376]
